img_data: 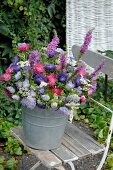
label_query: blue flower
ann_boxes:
[58,72,68,83]
[21,97,36,109]
[66,81,75,89]
[37,103,46,109]
[13,56,19,65]
[58,107,70,115]
[35,74,47,85]
[49,51,57,58]
[37,86,46,95]
[13,65,21,73]
[44,64,56,70]
[75,76,81,86]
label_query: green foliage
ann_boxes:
[0,0,65,65]
[0,156,18,170]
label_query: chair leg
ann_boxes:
[30,161,41,170]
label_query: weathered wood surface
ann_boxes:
[11,128,62,168]
[11,122,104,168]
[72,45,113,78]
[65,122,104,155]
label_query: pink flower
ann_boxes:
[80,95,86,103]
[2,74,11,81]
[56,65,61,71]
[33,62,45,74]
[88,88,94,96]
[50,87,63,95]
[18,43,30,51]
[79,67,86,76]
[46,73,57,80]
[6,67,13,74]
[48,78,56,87]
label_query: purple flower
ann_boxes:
[37,103,46,109]
[80,29,93,54]
[35,74,47,85]
[90,59,105,80]
[13,56,19,65]
[67,66,74,70]
[44,64,56,70]
[58,72,68,83]
[29,50,40,65]
[75,76,81,86]
[37,86,46,95]
[59,53,67,71]
[58,107,70,115]
[24,66,30,72]
[66,81,75,89]
[13,65,21,73]
[47,37,60,57]
[23,79,30,88]
[21,97,36,109]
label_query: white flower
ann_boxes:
[17,61,30,67]
[12,95,20,100]
[41,95,50,101]
[39,81,48,87]
[6,86,15,93]
[30,90,36,97]
[15,71,21,80]
[51,102,58,109]
[69,59,77,66]
[16,81,23,88]
[80,77,88,85]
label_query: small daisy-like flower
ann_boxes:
[41,94,50,101]
[51,102,58,109]
[12,95,20,100]
[15,71,21,80]
[6,86,15,93]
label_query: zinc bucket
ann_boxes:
[22,106,68,150]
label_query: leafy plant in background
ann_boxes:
[0,156,18,170]
[0,0,65,66]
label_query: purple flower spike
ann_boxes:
[44,64,56,70]
[58,107,70,115]
[75,76,81,86]
[60,53,67,71]
[58,72,68,83]
[80,29,93,54]
[47,37,60,57]
[29,50,40,65]
[13,55,19,65]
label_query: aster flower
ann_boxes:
[51,102,58,109]
[12,55,19,65]
[37,86,46,95]
[6,86,15,93]
[75,76,81,86]
[13,65,21,73]
[41,94,50,101]
[23,79,30,88]
[35,74,47,85]
[12,95,20,100]
[18,43,30,51]
[58,72,68,83]
[58,107,70,115]
[47,37,60,57]
[66,81,75,89]
[21,96,36,109]
[33,62,45,74]
[44,64,56,70]
[15,71,21,80]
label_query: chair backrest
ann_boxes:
[72,45,113,78]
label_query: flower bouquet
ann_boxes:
[0,30,104,149]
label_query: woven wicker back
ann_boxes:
[66,0,113,57]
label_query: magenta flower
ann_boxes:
[18,43,30,51]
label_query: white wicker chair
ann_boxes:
[66,1,113,170]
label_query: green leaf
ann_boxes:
[98,129,104,138]
[0,156,5,164]
[14,147,22,155]
[6,157,17,169]
[0,164,4,170]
